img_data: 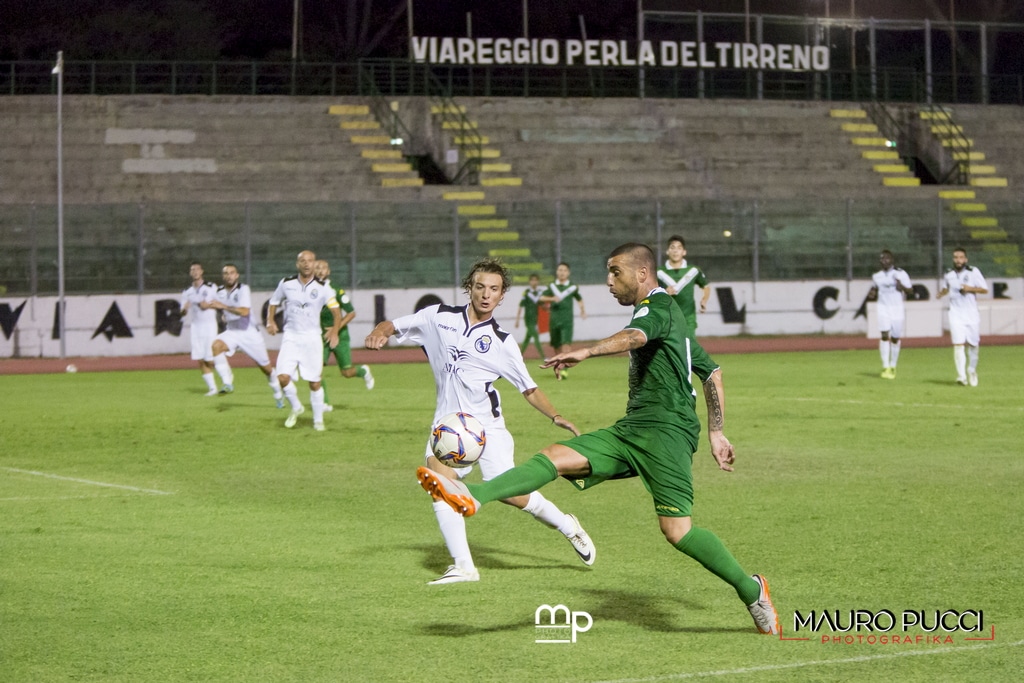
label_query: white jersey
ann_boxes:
[269,275,338,335]
[943,266,987,325]
[216,283,255,331]
[392,303,537,430]
[872,267,912,312]
[181,281,218,331]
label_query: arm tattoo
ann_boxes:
[588,329,647,357]
[703,373,724,431]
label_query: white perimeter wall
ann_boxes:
[2,278,1023,358]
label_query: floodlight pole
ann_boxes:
[54,51,66,359]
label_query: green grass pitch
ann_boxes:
[2,346,1022,682]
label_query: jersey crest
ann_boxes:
[474,335,493,353]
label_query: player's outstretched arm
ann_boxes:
[702,369,734,472]
[365,321,396,350]
[542,328,645,379]
[522,387,580,436]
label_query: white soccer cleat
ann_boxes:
[427,565,480,585]
[275,396,285,409]
[968,369,978,387]
[416,467,479,517]
[956,376,968,386]
[747,574,781,635]
[564,514,595,566]
[218,383,234,394]
[362,365,375,390]
[204,389,218,397]
[284,405,305,428]
[323,404,334,412]
[313,421,325,432]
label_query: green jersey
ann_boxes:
[621,289,719,439]
[519,286,544,326]
[319,281,355,342]
[545,281,582,326]
[657,261,708,327]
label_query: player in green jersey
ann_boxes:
[315,260,374,411]
[514,273,546,359]
[540,262,586,378]
[657,235,710,331]
[417,243,779,635]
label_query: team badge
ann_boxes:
[310,288,319,299]
[475,335,493,353]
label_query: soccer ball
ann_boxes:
[431,412,486,468]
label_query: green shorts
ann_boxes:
[549,320,573,348]
[560,418,697,517]
[323,335,353,370]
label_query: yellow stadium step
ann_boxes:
[480,163,513,173]
[971,229,1008,240]
[961,216,999,228]
[883,177,921,187]
[489,248,532,257]
[481,177,523,187]
[862,150,899,160]
[851,137,891,147]
[841,122,879,133]
[952,151,985,161]
[512,274,536,284]
[340,120,381,130]
[931,124,964,135]
[431,104,467,114]
[506,262,544,271]
[458,205,497,216]
[951,203,987,212]
[982,243,1019,253]
[442,120,478,130]
[874,164,910,173]
[361,149,403,160]
[454,136,490,145]
[919,110,951,120]
[469,218,509,229]
[938,189,976,199]
[476,231,520,242]
[328,104,370,115]
[443,191,487,201]
[941,138,973,147]
[465,149,502,159]
[350,135,391,145]
[968,165,997,175]
[371,163,413,173]
[970,177,1008,187]
[830,109,867,118]
[381,177,423,188]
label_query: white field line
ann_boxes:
[1,467,174,495]
[734,396,1024,411]
[591,638,1024,683]
[0,494,144,502]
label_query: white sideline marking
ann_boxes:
[1,467,174,495]
[0,494,141,502]
[592,638,1024,683]
[738,396,1024,412]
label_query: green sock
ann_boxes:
[321,381,330,404]
[674,526,760,605]
[467,454,558,505]
[356,366,367,378]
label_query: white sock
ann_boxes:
[967,345,979,372]
[521,492,575,535]
[879,340,891,368]
[265,367,282,397]
[433,501,474,570]
[953,345,967,378]
[282,382,301,410]
[203,372,217,392]
[310,387,325,423]
[890,341,901,368]
[213,354,233,385]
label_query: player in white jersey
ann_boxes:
[206,263,285,407]
[938,247,988,386]
[180,262,220,396]
[365,258,596,584]
[266,250,342,431]
[867,250,913,379]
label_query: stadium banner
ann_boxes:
[2,278,1022,358]
[410,37,831,71]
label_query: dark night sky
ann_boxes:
[1,1,1022,62]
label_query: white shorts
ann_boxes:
[216,327,271,367]
[949,312,980,346]
[190,324,217,361]
[423,424,515,482]
[877,305,905,339]
[275,331,324,382]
